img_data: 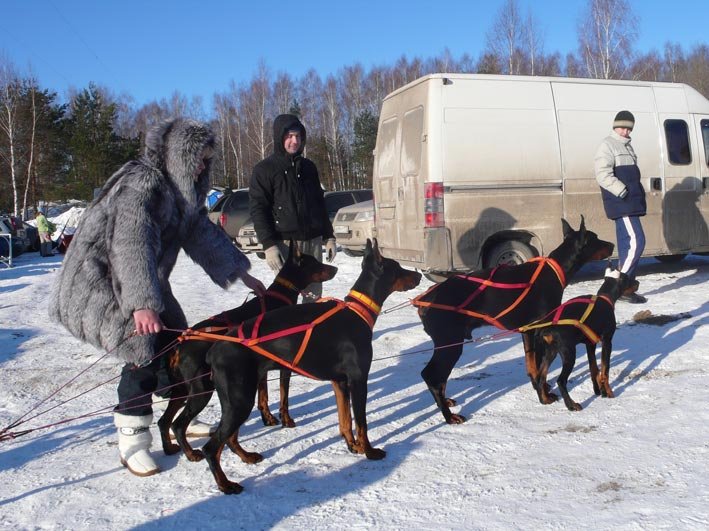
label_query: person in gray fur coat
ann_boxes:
[50,117,266,477]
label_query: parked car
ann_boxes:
[237,189,373,256]
[0,215,27,257]
[207,188,251,244]
[332,200,375,256]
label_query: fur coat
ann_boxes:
[50,118,251,364]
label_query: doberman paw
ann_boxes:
[219,481,244,495]
[240,451,264,464]
[281,416,296,428]
[566,402,583,411]
[185,449,205,462]
[444,397,458,407]
[365,447,386,460]
[260,413,279,427]
[446,413,466,424]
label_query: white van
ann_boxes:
[372,73,709,277]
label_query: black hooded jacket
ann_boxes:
[249,114,334,250]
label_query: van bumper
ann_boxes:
[424,227,452,272]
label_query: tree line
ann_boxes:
[2,0,709,217]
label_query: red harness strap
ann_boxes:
[179,290,381,379]
[178,279,298,342]
[412,257,566,329]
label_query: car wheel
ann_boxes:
[485,241,536,268]
[256,252,265,259]
[655,253,686,263]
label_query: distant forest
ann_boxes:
[2,0,709,216]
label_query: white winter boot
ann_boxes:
[114,413,160,477]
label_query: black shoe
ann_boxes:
[620,292,647,304]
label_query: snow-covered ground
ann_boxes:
[1,243,708,529]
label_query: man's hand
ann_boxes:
[241,272,266,297]
[133,309,163,335]
[325,238,337,263]
[264,245,284,272]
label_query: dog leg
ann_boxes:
[226,429,263,464]
[170,377,215,461]
[350,379,385,460]
[557,344,582,411]
[257,375,279,427]
[421,340,466,424]
[332,380,357,453]
[597,336,615,398]
[585,342,601,396]
[157,391,186,455]
[203,438,243,495]
[279,369,295,428]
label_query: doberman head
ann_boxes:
[550,216,615,278]
[158,240,338,458]
[198,238,421,494]
[533,264,631,412]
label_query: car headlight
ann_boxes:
[354,210,374,222]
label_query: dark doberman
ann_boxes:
[528,266,631,411]
[195,239,421,494]
[157,241,337,457]
[414,218,614,424]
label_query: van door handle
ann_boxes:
[650,178,662,191]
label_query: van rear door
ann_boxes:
[374,85,428,265]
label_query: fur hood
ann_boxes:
[50,117,250,365]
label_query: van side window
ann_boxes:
[378,118,398,178]
[664,119,691,165]
[401,106,424,177]
[701,119,709,167]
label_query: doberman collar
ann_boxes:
[274,275,297,292]
[344,290,381,329]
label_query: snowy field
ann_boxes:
[1,242,708,530]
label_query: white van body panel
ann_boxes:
[372,74,709,273]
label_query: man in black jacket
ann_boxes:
[249,114,336,300]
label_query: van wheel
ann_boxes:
[655,253,686,263]
[485,241,536,268]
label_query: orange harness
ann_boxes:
[178,290,380,380]
[518,294,614,344]
[412,257,566,330]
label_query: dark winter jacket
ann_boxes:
[594,131,647,220]
[49,118,251,365]
[248,114,334,250]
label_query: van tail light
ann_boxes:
[424,182,444,228]
[219,213,227,227]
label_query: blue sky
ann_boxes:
[1,0,707,108]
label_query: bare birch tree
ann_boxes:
[0,58,21,216]
[577,0,638,79]
[485,0,523,75]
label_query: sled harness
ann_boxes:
[518,294,614,344]
[411,257,566,329]
[177,289,380,380]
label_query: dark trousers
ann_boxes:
[115,331,178,417]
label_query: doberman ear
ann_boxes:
[288,239,300,263]
[372,238,383,262]
[578,215,586,237]
[561,218,574,238]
